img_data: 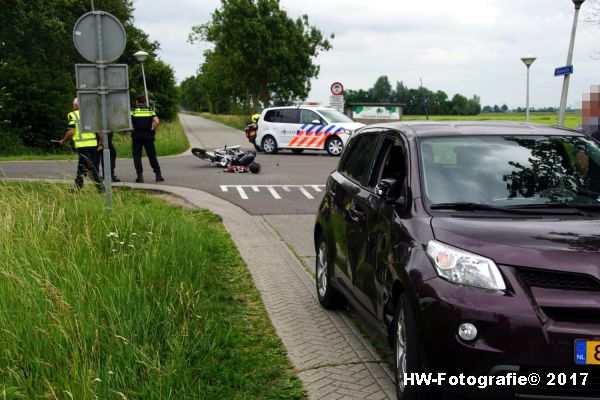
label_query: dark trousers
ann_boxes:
[75,146,102,191]
[132,136,161,176]
[100,133,116,177]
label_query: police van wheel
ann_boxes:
[262,135,278,154]
[326,136,343,156]
[291,149,304,154]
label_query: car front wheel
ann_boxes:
[316,236,346,309]
[395,294,433,400]
[326,136,344,156]
[261,135,278,154]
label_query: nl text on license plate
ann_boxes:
[575,339,600,365]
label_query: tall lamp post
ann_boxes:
[558,0,585,126]
[133,50,149,106]
[521,55,536,122]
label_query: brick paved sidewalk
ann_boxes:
[154,185,396,400]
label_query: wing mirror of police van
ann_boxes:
[311,119,321,125]
[376,178,407,207]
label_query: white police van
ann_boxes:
[256,106,365,156]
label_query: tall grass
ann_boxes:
[0,182,304,399]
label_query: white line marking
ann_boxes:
[219,185,326,200]
[298,186,314,199]
[267,186,281,199]
[236,186,248,200]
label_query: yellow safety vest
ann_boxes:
[68,110,97,148]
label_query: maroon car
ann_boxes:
[314,121,600,399]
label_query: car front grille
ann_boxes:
[517,267,600,292]
[542,307,600,324]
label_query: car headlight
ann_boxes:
[426,240,506,291]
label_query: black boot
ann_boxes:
[135,174,144,183]
[155,173,164,182]
[112,175,121,182]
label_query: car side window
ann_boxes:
[368,137,407,188]
[343,134,381,184]
[264,110,277,122]
[279,109,299,123]
[300,110,322,125]
[339,136,363,175]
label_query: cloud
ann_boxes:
[133,0,600,108]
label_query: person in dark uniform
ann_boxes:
[59,97,103,191]
[99,130,120,182]
[131,94,164,183]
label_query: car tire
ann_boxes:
[394,294,433,400]
[291,149,304,154]
[325,136,344,156]
[316,236,346,309]
[261,135,278,154]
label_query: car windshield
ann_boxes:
[317,109,354,123]
[419,135,600,207]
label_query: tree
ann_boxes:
[189,0,332,112]
[0,0,178,149]
[370,76,392,102]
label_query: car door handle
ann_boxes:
[348,203,365,222]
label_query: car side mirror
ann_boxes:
[376,178,407,207]
[311,119,321,125]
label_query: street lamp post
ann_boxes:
[521,55,536,122]
[558,0,586,126]
[133,50,149,106]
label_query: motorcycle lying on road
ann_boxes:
[191,145,261,173]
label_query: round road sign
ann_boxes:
[330,82,344,96]
[73,11,126,64]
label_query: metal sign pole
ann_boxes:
[95,12,113,209]
[558,2,583,126]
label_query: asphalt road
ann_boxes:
[0,113,339,215]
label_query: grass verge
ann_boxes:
[403,112,581,129]
[0,181,304,399]
[190,111,582,130]
[0,117,189,161]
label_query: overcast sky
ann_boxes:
[132,0,600,109]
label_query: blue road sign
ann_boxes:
[554,65,574,77]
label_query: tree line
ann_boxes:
[0,0,178,150]
[180,0,332,115]
[344,76,482,116]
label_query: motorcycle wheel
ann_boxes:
[191,147,213,161]
[249,162,261,174]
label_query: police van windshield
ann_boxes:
[419,135,600,207]
[318,109,354,123]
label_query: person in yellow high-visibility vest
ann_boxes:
[59,97,103,191]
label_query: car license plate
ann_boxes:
[575,339,600,365]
